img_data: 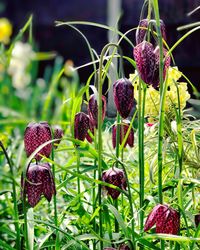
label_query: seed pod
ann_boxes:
[88,94,106,128]
[22,162,56,207]
[144,204,180,235]
[102,167,127,199]
[195,214,200,227]
[113,78,134,119]
[112,122,134,149]
[24,122,52,161]
[136,19,167,45]
[133,41,155,86]
[53,126,64,148]
[74,112,90,142]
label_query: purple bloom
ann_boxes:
[113,78,134,119]
[53,125,64,148]
[22,162,56,207]
[102,168,127,199]
[74,112,90,142]
[88,94,106,128]
[24,122,52,161]
[144,204,180,234]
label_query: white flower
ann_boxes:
[8,41,35,89]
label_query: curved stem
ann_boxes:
[0,141,21,250]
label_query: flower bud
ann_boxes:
[24,122,52,161]
[113,78,134,119]
[74,112,90,142]
[53,126,64,148]
[88,94,106,128]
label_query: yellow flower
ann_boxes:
[0,18,12,44]
[166,66,182,86]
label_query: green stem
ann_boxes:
[22,189,29,250]
[76,149,81,199]
[138,80,146,234]
[121,163,135,249]
[52,149,59,250]
[93,129,97,250]
[0,141,21,250]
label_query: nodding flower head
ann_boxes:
[144,204,180,235]
[112,122,134,149]
[119,244,130,250]
[88,94,106,128]
[74,112,90,143]
[24,122,52,161]
[133,41,170,88]
[102,167,127,200]
[53,126,64,148]
[85,117,95,143]
[113,78,134,119]
[136,19,166,45]
[22,162,56,207]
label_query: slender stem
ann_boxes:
[0,141,21,250]
[76,149,81,198]
[121,163,135,249]
[93,129,97,250]
[138,80,146,234]
[22,189,29,250]
[97,42,123,248]
[52,149,60,250]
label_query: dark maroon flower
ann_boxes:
[88,94,106,128]
[144,204,180,235]
[136,19,166,45]
[112,122,134,149]
[133,41,170,88]
[53,126,64,148]
[119,244,130,250]
[134,41,155,85]
[24,122,52,161]
[74,112,90,142]
[195,214,200,227]
[113,78,134,119]
[102,167,127,199]
[22,162,56,207]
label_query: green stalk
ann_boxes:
[138,80,146,234]
[52,148,60,250]
[114,112,121,233]
[22,182,29,250]
[93,129,97,250]
[121,163,135,248]
[0,141,21,250]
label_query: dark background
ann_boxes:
[2,0,200,92]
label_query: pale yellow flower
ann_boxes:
[0,18,12,44]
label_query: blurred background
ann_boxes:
[2,0,200,93]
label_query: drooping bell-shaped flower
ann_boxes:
[144,204,180,235]
[195,214,200,227]
[24,122,52,161]
[136,19,166,45]
[134,41,155,85]
[88,94,106,128]
[102,167,127,199]
[112,122,134,149]
[133,41,170,88]
[113,78,134,119]
[53,125,64,148]
[22,162,56,207]
[74,112,90,142]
